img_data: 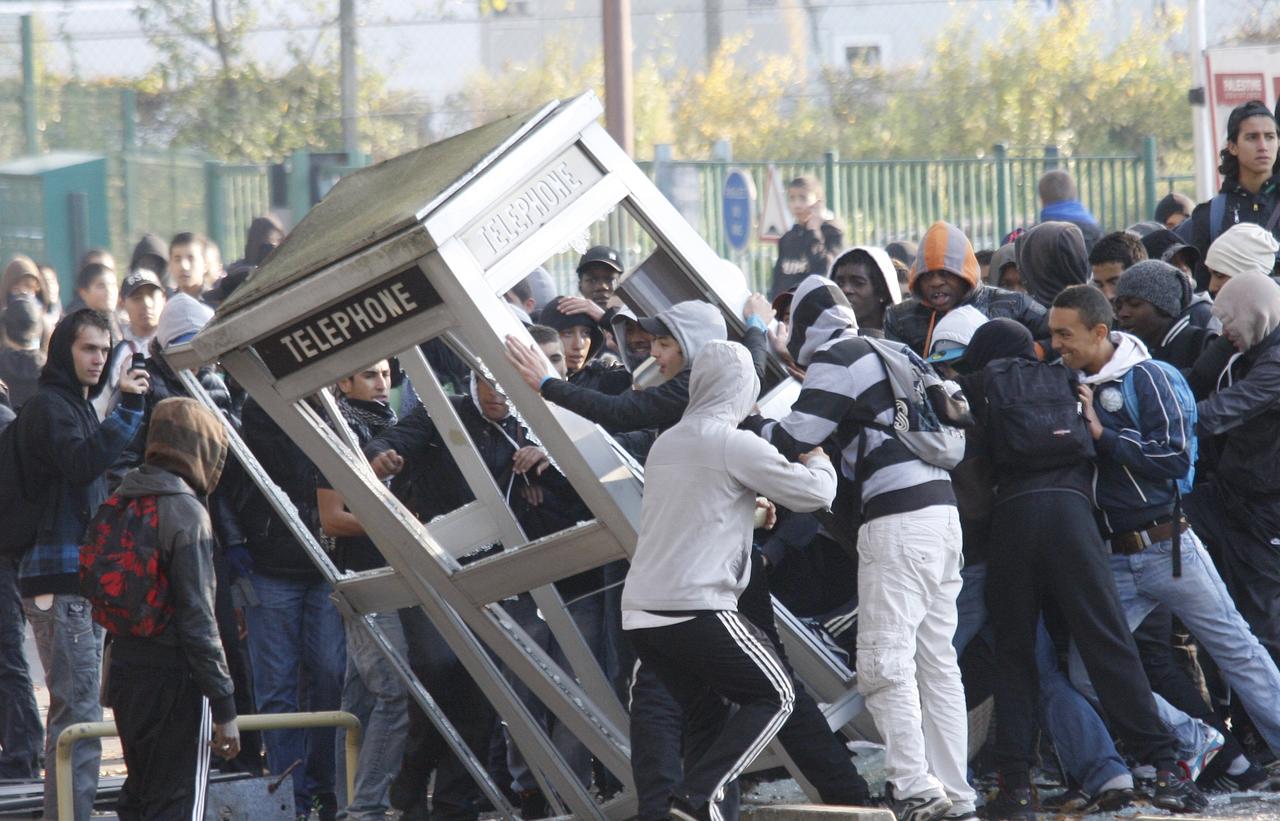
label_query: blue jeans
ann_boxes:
[338,610,409,821]
[1071,529,1280,758]
[0,559,41,779]
[245,573,347,816]
[956,562,1129,796]
[1034,622,1130,795]
[503,592,606,794]
[952,561,989,655]
[24,594,103,820]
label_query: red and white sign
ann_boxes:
[1215,73,1265,105]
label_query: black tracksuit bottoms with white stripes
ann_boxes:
[628,610,795,809]
[108,639,213,821]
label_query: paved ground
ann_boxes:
[21,627,1280,819]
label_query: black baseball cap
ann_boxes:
[121,269,165,299]
[577,246,623,275]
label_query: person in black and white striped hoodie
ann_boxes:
[750,275,975,821]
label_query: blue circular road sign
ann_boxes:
[722,169,756,251]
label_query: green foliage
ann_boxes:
[821,3,1192,170]
[451,32,674,158]
[449,2,1193,172]
[130,0,416,162]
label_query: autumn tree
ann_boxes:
[134,0,416,162]
[451,31,675,159]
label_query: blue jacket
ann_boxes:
[17,313,144,596]
[1090,353,1192,534]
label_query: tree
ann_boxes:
[133,0,417,162]
[450,31,674,159]
[447,2,1194,171]
[821,3,1192,170]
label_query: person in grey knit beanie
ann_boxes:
[1115,259,1213,367]
[1115,260,1187,321]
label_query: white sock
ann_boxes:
[1228,754,1251,776]
[1100,773,1135,792]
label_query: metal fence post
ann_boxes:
[1043,144,1060,170]
[824,150,838,218]
[121,89,137,152]
[21,15,38,154]
[1142,135,1158,222]
[288,149,312,223]
[205,161,226,254]
[994,143,1009,243]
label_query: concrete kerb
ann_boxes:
[744,805,897,820]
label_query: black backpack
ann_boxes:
[0,407,45,557]
[983,357,1095,473]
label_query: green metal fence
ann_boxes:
[622,143,1160,294]
[206,161,273,260]
[93,152,273,269]
[537,143,1164,295]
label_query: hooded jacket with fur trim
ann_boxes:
[622,341,836,614]
[110,397,236,723]
[884,222,1047,355]
[16,311,145,596]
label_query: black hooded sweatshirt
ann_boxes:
[16,311,145,596]
[1015,221,1090,308]
[207,215,285,307]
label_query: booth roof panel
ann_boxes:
[214,101,560,317]
[0,151,104,175]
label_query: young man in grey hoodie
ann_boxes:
[622,340,836,821]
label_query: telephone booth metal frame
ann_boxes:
[167,92,868,819]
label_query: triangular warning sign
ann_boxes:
[758,164,790,243]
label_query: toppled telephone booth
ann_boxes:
[167,92,868,819]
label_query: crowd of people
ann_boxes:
[0,98,1279,821]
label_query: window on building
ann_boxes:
[479,0,531,15]
[845,45,882,68]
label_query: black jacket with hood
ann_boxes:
[538,297,632,397]
[541,301,765,439]
[109,398,236,723]
[1177,174,1280,285]
[16,311,145,596]
[1015,221,1090,308]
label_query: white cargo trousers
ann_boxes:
[856,504,976,810]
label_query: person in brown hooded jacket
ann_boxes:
[103,397,239,821]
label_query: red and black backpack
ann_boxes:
[79,494,174,637]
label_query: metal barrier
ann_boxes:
[55,710,362,820]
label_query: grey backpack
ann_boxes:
[859,336,972,470]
